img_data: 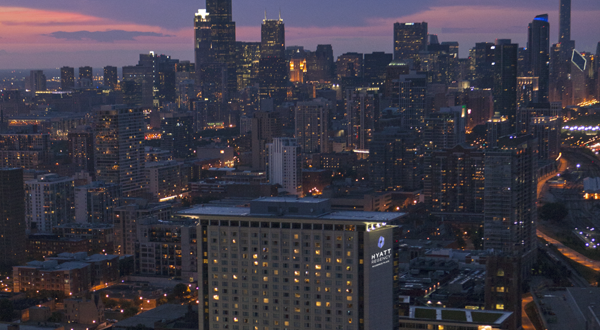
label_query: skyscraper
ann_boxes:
[0,168,26,267]
[484,135,537,276]
[528,14,550,102]
[493,39,519,131]
[267,137,302,196]
[559,0,571,45]
[422,106,466,151]
[94,105,145,197]
[305,44,334,82]
[160,112,194,159]
[29,70,46,93]
[205,0,237,97]
[25,174,75,233]
[251,110,281,171]
[295,98,331,154]
[103,66,118,90]
[68,128,95,174]
[79,66,93,87]
[473,42,495,89]
[393,22,428,63]
[346,88,377,151]
[259,16,288,105]
[61,66,75,90]
[398,71,428,129]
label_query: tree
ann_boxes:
[0,299,14,322]
[123,306,139,318]
[538,203,569,223]
[172,283,190,300]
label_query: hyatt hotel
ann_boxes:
[179,197,404,330]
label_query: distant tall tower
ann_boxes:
[528,14,550,103]
[267,137,302,196]
[295,98,331,154]
[559,0,571,45]
[0,168,26,267]
[259,15,288,105]
[29,70,46,93]
[60,66,75,90]
[493,39,519,132]
[103,66,118,90]
[94,105,145,197]
[393,22,428,64]
[79,66,93,87]
[206,0,237,97]
[25,174,75,233]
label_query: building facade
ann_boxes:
[25,174,75,234]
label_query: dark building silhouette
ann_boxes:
[528,14,550,102]
[68,128,95,174]
[258,16,288,105]
[236,41,261,90]
[559,0,571,44]
[79,66,93,87]
[364,52,393,86]
[473,42,495,89]
[306,44,334,82]
[493,39,518,131]
[393,22,428,63]
[369,127,421,192]
[485,253,522,330]
[122,65,154,108]
[0,168,26,267]
[29,70,47,93]
[206,0,237,97]
[160,113,194,159]
[103,66,118,90]
[61,66,75,91]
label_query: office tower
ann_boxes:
[364,52,393,86]
[305,44,334,82]
[259,16,288,105]
[383,61,410,100]
[559,0,571,44]
[61,66,75,90]
[517,103,561,161]
[103,66,118,90]
[145,160,186,200]
[493,39,518,131]
[94,105,145,197]
[252,110,281,171]
[336,52,364,80]
[484,135,537,276]
[79,66,93,87]
[135,218,197,278]
[393,22,428,63]
[422,43,455,84]
[485,253,522,330]
[113,198,172,256]
[138,52,179,105]
[267,137,302,196]
[528,14,550,102]
[425,145,485,217]
[423,106,466,151]
[462,89,494,129]
[204,0,237,97]
[122,65,154,107]
[179,197,402,330]
[236,41,261,90]
[289,50,307,83]
[346,88,377,151]
[25,174,75,233]
[0,133,51,169]
[0,168,26,267]
[160,113,194,159]
[441,41,459,58]
[68,128,95,174]
[398,71,427,129]
[486,115,511,148]
[29,70,47,93]
[369,127,421,192]
[74,181,120,224]
[295,98,331,154]
[473,42,495,89]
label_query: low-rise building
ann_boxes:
[64,294,104,324]
[13,260,90,295]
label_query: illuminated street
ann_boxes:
[537,230,600,272]
[521,294,535,330]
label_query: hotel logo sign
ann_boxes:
[371,236,392,268]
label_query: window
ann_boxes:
[496,304,504,310]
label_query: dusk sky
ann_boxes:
[0,0,599,70]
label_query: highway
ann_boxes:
[537,230,600,272]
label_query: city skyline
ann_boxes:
[0,0,599,69]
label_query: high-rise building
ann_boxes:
[68,128,95,174]
[486,114,511,148]
[79,66,93,88]
[145,160,187,200]
[295,98,331,154]
[369,127,421,192]
[528,14,550,102]
[204,0,237,97]
[424,145,485,216]
[336,52,364,80]
[0,133,51,169]
[121,65,154,108]
[517,103,561,161]
[259,17,288,105]
[473,42,495,89]
[160,113,194,159]
[251,110,281,171]
[61,66,75,90]
[422,106,466,151]
[398,71,428,129]
[178,197,403,330]
[484,253,522,330]
[493,39,519,131]
[559,0,571,44]
[346,88,377,151]
[0,168,26,267]
[484,135,537,276]
[74,181,120,224]
[103,66,118,90]
[305,44,334,82]
[393,22,428,63]
[267,137,302,196]
[94,105,145,197]
[25,174,75,233]
[364,52,393,86]
[29,70,47,93]
[236,41,261,90]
